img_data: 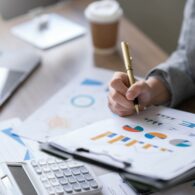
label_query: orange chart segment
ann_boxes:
[91,131,111,140]
[108,135,125,144]
[123,125,144,132]
[125,140,138,147]
[145,132,167,140]
[143,144,152,149]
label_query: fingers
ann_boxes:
[108,73,152,117]
[108,72,135,116]
[109,72,129,95]
[109,88,132,108]
[108,95,134,117]
[126,80,152,107]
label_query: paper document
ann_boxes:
[0,119,32,162]
[99,173,137,195]
[16,68,114,142]
[50,106,195,180]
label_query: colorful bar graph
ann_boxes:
[108,133,117,138]
[90,131,173,153]
[91,131,111,140]
[180,121,195,128]
[108,135,125,144]
[121,137,130,142]
[145,132,167,140]
[125,140,138,147]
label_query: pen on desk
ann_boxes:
[121,41,139,114]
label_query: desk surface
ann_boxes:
[0,0,194,121]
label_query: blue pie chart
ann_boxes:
[170,139,191,147]
[71,95,95,108]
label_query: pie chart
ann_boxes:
[145,132,167,140]
[123,125,144,132]
[170,139,191,147]
[71,95,95,108]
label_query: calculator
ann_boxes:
[0,158,102,195]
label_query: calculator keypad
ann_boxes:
[31,158,100,195]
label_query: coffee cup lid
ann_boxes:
[85,0,123,23]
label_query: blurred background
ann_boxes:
[0,0,186,54]
[119,0,186,54]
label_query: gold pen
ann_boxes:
[121,41,139,114]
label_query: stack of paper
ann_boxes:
[4,67,195,193]
[49,106,195,182]
[16,68,115,142]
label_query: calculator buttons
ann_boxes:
[79,166,89,174]
[76,175,85,182]
[71,167,80,175]
[47,187,55,195]
[55,170,64,178]
[47,172,55,179]
[81,182,90,190]
[63,169,72,177]
[63,184,73,193]
[43,180,51,188]
[59,178,68,185]
[35,167,42,175]
[72,183,81,192]
[42,165,50,173]
[90,180,98,189]
[59,163,68,170]
[31,160,38,167]
[39,159,47,166]
[55,185,64,195]
[31,158,101,195]
[50,178,60,186]
[48,158,55,165]
[68,176,76,184]
[40,175,47,182]
[51,164,59,171]
[84,174,93,181]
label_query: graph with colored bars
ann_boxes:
[91,130,173,153]
[154,113,195,129]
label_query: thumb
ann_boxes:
[126,81,145,100]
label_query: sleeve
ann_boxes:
[146,0,195,107]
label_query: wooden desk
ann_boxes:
[1,0,190,121]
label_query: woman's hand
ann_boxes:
[108,72,171,116]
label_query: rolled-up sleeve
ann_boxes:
[146,0,195,107]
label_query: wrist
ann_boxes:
[146,76,171,105]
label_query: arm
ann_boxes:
[108,0,195,116]
[147,0,195,107]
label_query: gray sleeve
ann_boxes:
[146,0,195,107]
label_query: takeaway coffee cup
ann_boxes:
[85,0,123,54]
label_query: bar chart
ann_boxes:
[91,131,173,153]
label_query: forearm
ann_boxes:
[146,77,171,106]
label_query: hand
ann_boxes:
[108,72,171,116]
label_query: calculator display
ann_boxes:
[8,164,38,195]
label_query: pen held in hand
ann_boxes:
[121,41,139,114]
